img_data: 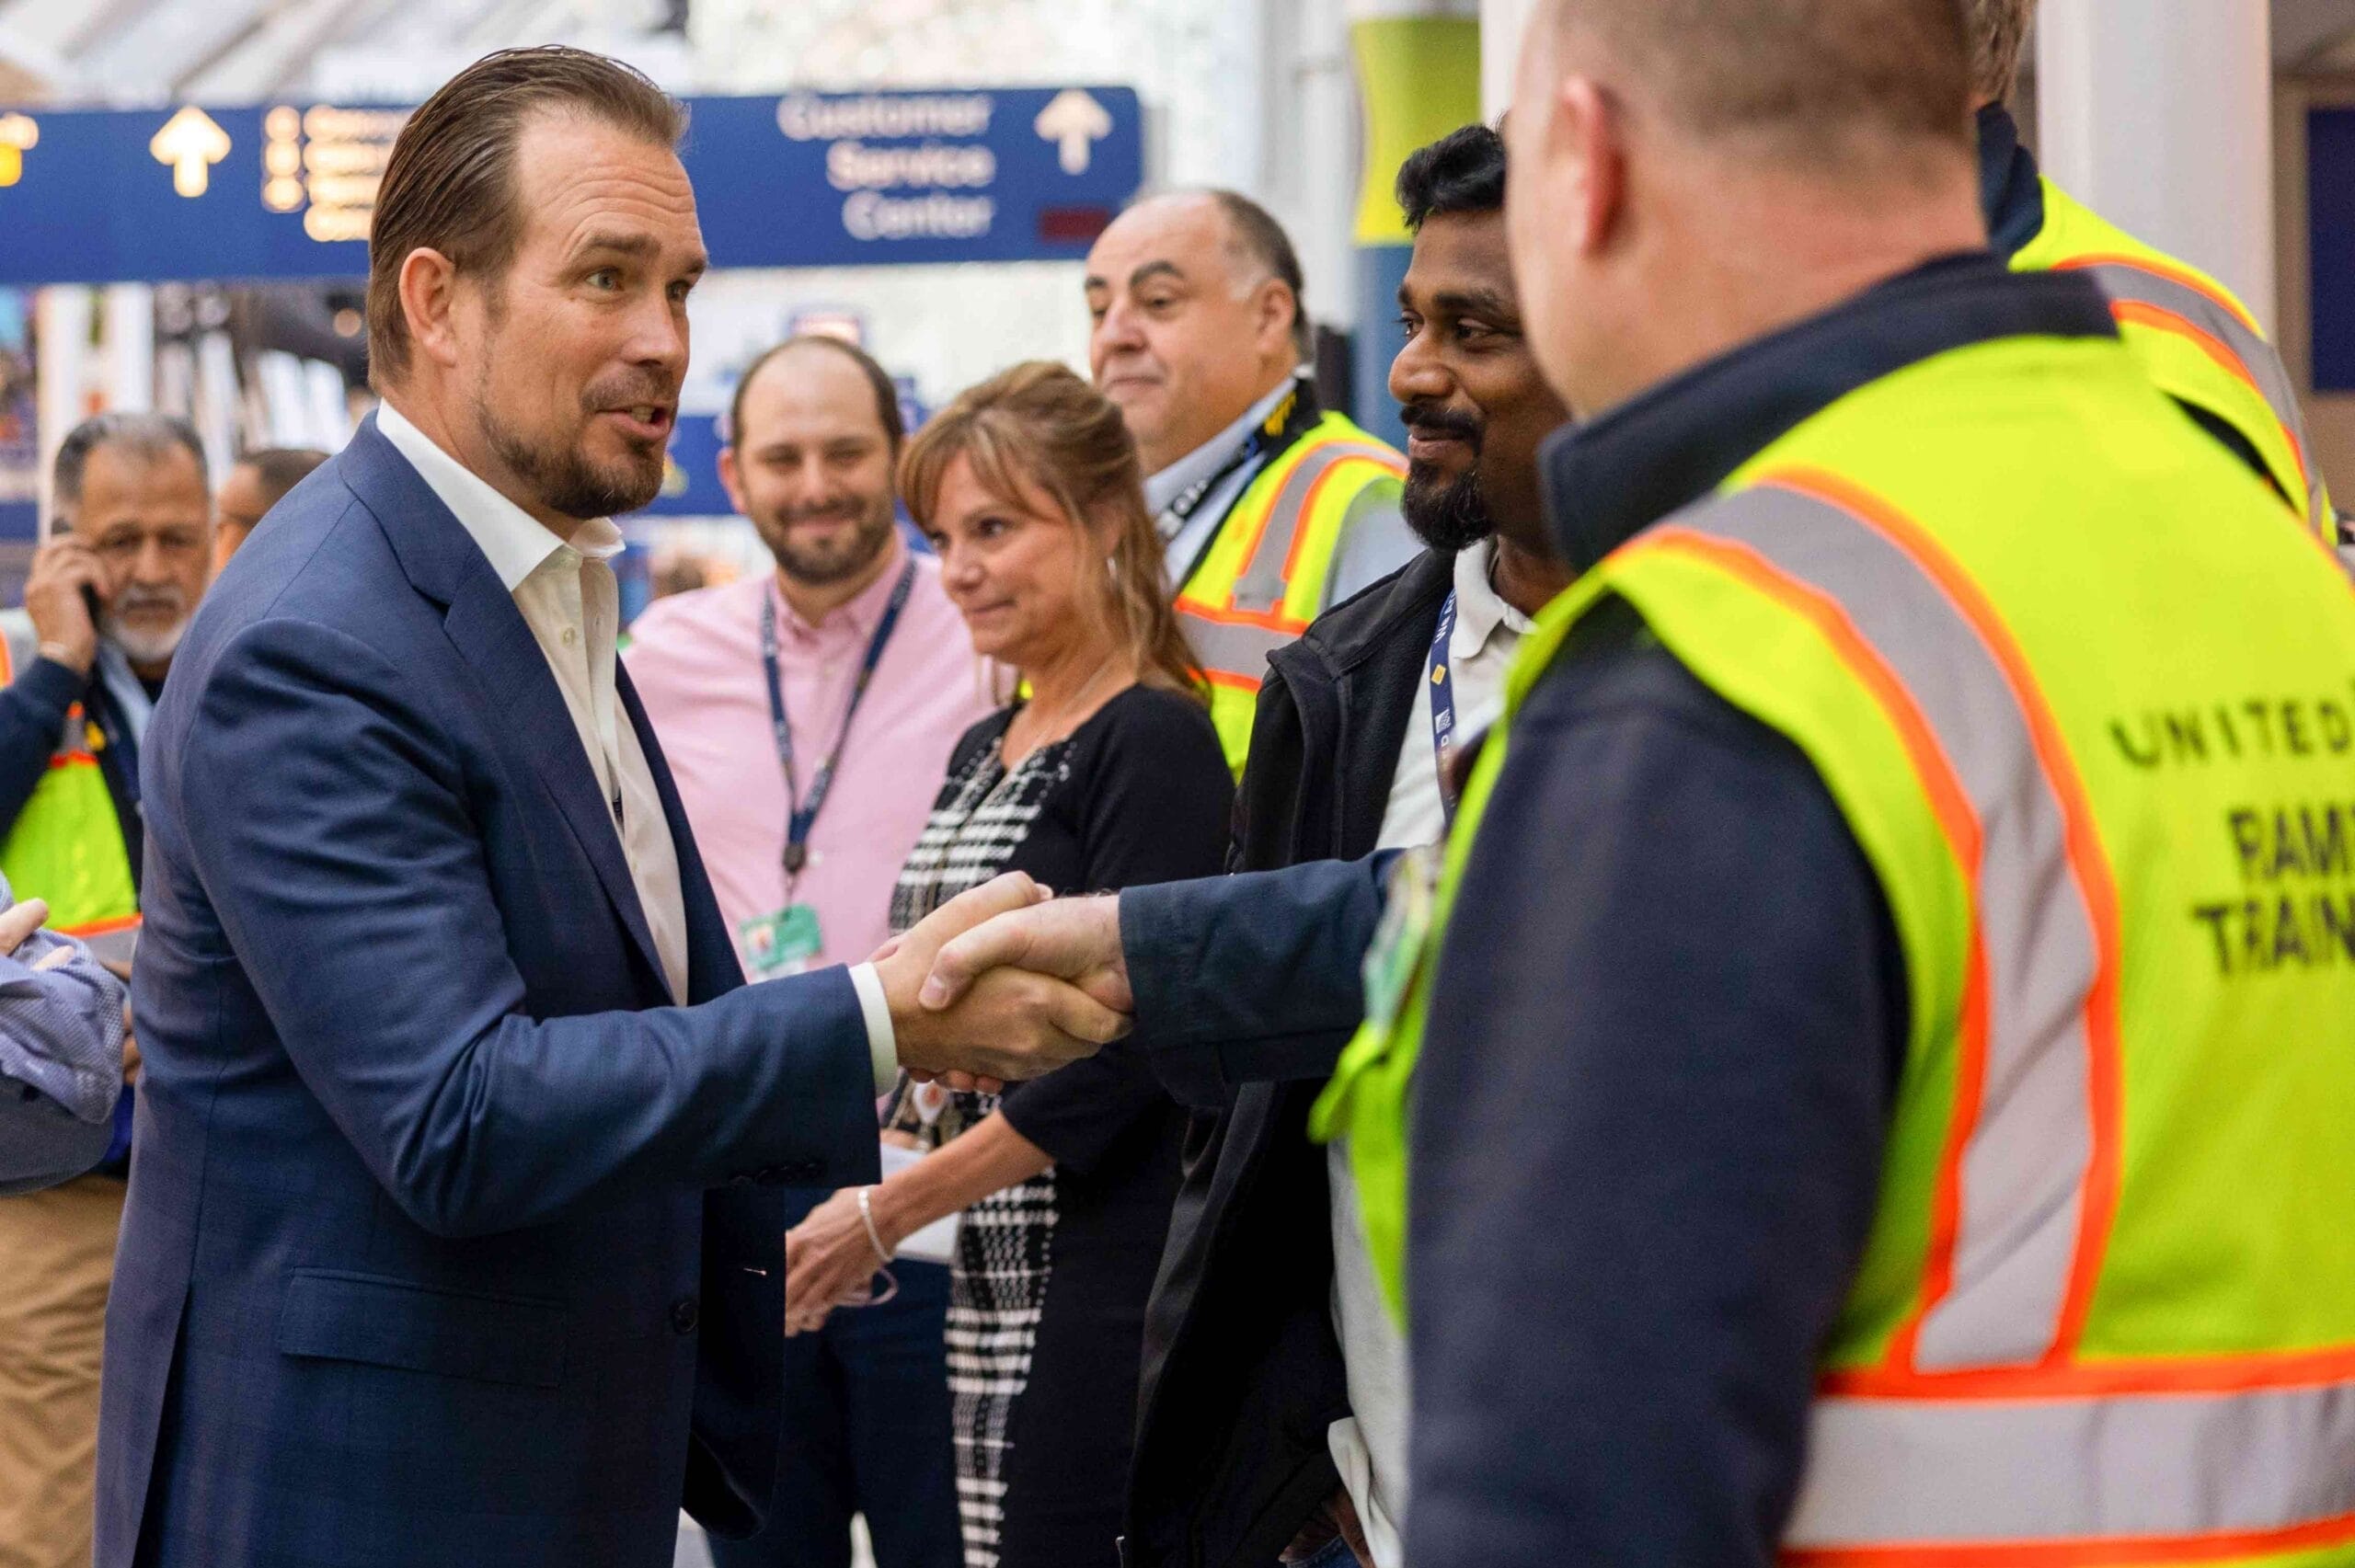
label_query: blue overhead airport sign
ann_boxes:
[0,86,1143,286]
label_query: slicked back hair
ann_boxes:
[1398,123,1508,232]
[53,413,208,526]
[366,45,687,389]
[1540,0,1974,177]
[1962,0,2037,104]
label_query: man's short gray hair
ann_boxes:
[1963,0,2037,103]
[52,413,208,524]
[1204,189,1314,363]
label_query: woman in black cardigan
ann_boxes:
[783,363,1232,1568]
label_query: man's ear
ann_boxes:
[717,444,748,518]
[396,248,465,372]
[1252,278,1300,364]
[1555,77,1626,258]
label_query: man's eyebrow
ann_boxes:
[574,232,661,259]
[1431,286,1519,322]
[1127,260,1186,292]
[572,233,708,273]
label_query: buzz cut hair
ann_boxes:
[726,335,906,453]
[237,447,331,512]
[1539,0,1975,177]
[1962,0,2037,104]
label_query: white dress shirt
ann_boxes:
[377,403,692,1005]
[375,405,899,1090]
[1328,538,1534,1566]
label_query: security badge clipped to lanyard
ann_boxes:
[1360,589,1464,1030]
[737,562,917,981]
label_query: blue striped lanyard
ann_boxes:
[1429,589,1461,827]
[760,560,917,884]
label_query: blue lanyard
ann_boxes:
[760,560,917,881]
[1429,589,1461,827]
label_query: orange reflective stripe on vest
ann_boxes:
[1220,440,1407,616]
[1648,471,2125,1375]
[2057,252,2329,535]
[1175,413,1406,771]
[1786,1379,2355,1562]
[1632,471,2355,1563]
[1179,613,1301,692]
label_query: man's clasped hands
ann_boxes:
[867,870,1134,1094]
[780,876,1136,1330]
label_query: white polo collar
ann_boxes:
[1450,536,1534,662]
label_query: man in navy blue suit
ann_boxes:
[96,47,1120,1568]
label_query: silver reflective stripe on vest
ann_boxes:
[1786,1379,2355,1548]
[1673,483,2108,1371]
[2083,260,2328,532]
[1178,612,1295,685]
[1228,441,1402,614]
[0,608,40,687]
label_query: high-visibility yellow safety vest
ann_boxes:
[2016,177,2338,541]
[1174,411,1405,773]
[0,616,139,946]
[1316,326,2355,1562]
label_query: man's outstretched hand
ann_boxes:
[873,875,1130,1089]
[920,890,1130,1022]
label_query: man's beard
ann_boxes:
[763,496,897,588]
[1400,405,1495,552]
[1403,463,1495,553]
[103,588,189,668]
[474,368,669,522]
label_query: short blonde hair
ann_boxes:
[1541,0,1974,174]
[1963,0,2037,103]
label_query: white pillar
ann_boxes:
[1258,0,1357,331]
[1481,0,1536,120]
[34,286,92,538]
[2038,0,2275,329]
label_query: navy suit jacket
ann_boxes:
[97,417,882,1568]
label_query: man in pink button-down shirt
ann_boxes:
[626,335,985,1568]
[628,338,990,970]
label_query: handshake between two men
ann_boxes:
[867,871,1132,1092]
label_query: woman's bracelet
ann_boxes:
[855,1186,893,1265]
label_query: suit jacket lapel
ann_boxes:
[343,416,671,998]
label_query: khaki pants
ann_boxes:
[0,1174,125,1568]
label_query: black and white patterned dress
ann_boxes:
[887,687,1233,1568]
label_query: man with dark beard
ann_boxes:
[626,334,982,1568]
[99,48,1120,1568]
[1120,124,1568,1568]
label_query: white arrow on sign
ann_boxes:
[151,106,231,199]
[1034,89,1112,177]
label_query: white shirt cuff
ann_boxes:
[847,962,899,1095]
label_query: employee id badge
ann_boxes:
[1361,842,1442,1030]
[739,903,823,981]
